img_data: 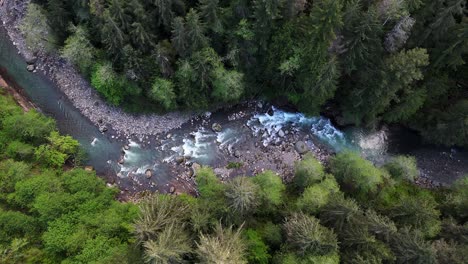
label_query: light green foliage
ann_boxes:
[6,141,34,161]
[296,175,340,214]
[244,229,270,264]
[330,151,384,197]
[20,3,56,52]
[387,192,441,238]
[0,160,31,200]
[196,223,247,264]
[2,110,55,145]
[384,155,419,182]
[148,77,176,110]
[283,212,338,256]
[34,131,80,167]
[211,68,244,103]
[196,166,225,200]
[91,63,141,106]
[251,171,285,212]
[225,176,259,215]
[444,176,468,221]
[294,154,325,191]
[61,26,96,75]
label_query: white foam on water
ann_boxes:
[128,140,141,148]
[248,107,349,150]
[217,128,241,148]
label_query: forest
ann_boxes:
[18,0,468,147]
[0,89,467,263]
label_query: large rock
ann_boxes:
[294,141,309,154]
[175,156,185,164]
[278,129,285,137]
[84,166,94,172]
[211,123,222,132]
[145,169,153,178]
[26,64,35,72]
[25,53,37,65]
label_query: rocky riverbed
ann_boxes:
[0,0,192,138]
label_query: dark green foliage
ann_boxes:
[389,228,437,264]
[444,176,468,221]
[283,212,338,256]
[21,0,468,147]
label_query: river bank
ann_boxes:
[0,0,192,139]
[1,0,466,199]
[0,68,36,111]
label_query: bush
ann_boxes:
[2,111,55,145]
[384,155,419,182]
[297,174,340,214]
[447,176,468,221]
[244,229,270,264]
[294,154,325,191]
[91,63,141,106]
[256,222,283,250]
[252,171,286,213]
[330,151,384,197]
[0,160,31,199]
[5,141,34,161]
[148,77,176,110]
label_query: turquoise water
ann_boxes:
[1,26,466,189]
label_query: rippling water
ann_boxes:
[1,26,466,191]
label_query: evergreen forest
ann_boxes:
[0,89,467,263]
[18,0,468,147]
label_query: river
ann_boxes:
[0,26,466,196]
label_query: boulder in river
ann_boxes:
[175,156,185,164]
[26,64,35,72]
[295,141,309,154]
[278,129,285,137]
[212,123,222,132]
[25,54,37,65]
[267,107,274,116]
[123,144,130,150]
[145,169,153,178]
[118,156,124,164]
[99,126,108,133]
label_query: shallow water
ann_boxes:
[1,26,466,192]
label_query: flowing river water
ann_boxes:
[0,26,466,195]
